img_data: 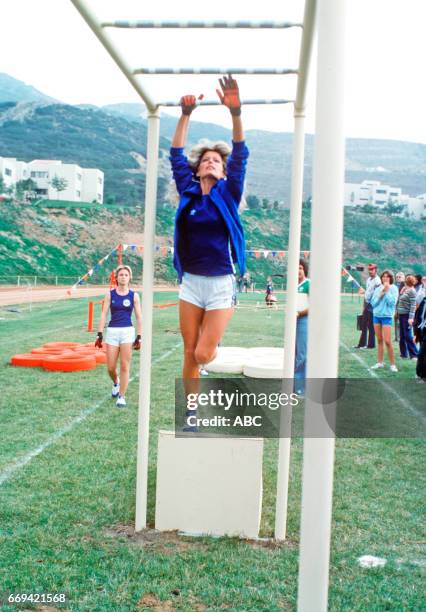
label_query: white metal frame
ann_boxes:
[68,2,347,608]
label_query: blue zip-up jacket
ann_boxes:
[371,284,399,317]
[170,141,249,282]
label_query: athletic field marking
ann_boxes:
[0,342,181,486]
[341,341,425,423]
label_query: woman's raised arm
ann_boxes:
[216,75,244,142]
[171,95,202,148]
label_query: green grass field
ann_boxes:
[0,292,424,611]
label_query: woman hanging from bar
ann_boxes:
[170,75,249,399]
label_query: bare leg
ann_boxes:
[195,307,234,365]
[118,343,132,396]
[106,344,120,383]
[374,324,384,363]
[382,325,395,366]
[179,300,205,379]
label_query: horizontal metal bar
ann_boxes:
[101,20,303,29]
[69,0,157,110]
[133,67,298,75]
[160,98,294,107]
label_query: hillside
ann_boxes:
[1,71,426,207]
[0,102,171,205]
[105,102,426,202]
[0,201,423,287]
[0,73,58,105]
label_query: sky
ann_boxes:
[0,0,425,143]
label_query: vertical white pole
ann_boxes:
[274,112,305,540]
[135,109,160,532]
[297,0,347,610]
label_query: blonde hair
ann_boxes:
[115,264,132,281]
[188,139,232,176]
[168,139,247,208]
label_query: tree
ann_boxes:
[302,196,312,209]
[246,194,261,210]
[50,175,68,200]
[273,200,280,210]
[0,176,5,194]
[15,178,37,202]
[385,201,404,215]
[262,197,270,210]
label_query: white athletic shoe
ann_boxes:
[370,363,384,370]
[111,379,120,398]
[116,395,126,407]
[200,368,209,376]
[389,364,398,372]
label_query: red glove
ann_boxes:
[133,334,141,350]
[216,74,241,115]
[180,94,204,116]
[95,332,103,348]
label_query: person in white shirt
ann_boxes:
[354,263,381,349]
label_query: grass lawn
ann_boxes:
[0,292,424,611]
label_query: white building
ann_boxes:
[400,194,426,220]
[344,180,403,208]
[0,156,104,203]
[0,157,28,189]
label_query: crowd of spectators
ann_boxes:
[355,264,426,381]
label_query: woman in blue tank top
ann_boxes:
[170,75,248,397]
[95,265,142,407]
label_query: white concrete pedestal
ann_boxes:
[155,430,263,538]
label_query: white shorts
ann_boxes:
[179,272,236,311]
[105,326,135,346]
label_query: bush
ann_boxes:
[366,239,382,254]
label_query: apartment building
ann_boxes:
[344,179,425,219]
[344,180,402,208]
[0,156,104,203]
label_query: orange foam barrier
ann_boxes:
[11,342,107,372]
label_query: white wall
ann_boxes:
[81,168,104,203]
[0,157,18,189]
[344,180,404,208]
[406,196,426,219]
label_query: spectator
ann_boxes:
[395,271,406,292]
[354,263,381,349]
[415,274,426,306]
[243,272,251,293]
[413,293,426,382]
[414,274,423,295]
[295,259,310,395]
[265,276,275,307]
[394,271,406,342]
[397,275,418,359]
[370,270,399,372]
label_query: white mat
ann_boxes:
[205,346,285,378]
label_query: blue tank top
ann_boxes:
[108,289,134,328]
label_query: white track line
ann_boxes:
[340,341,425,423]
[0,341,181,486]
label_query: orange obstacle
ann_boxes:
[11,342,107,372]
[87,300,104,332]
